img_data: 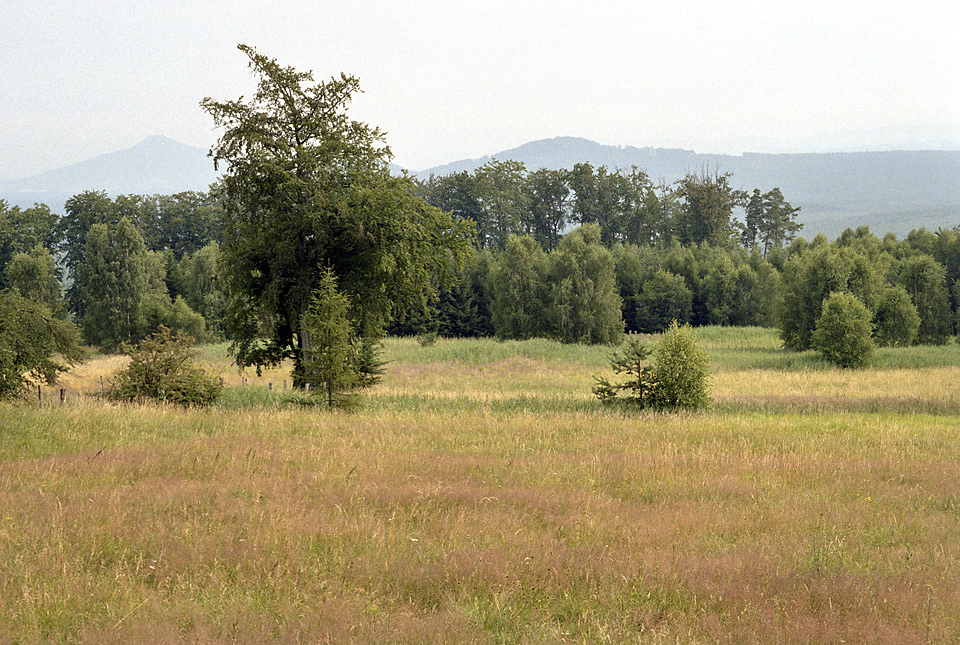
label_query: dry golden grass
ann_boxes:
[2,331,960,642]
[713,365,960,413]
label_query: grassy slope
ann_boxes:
[1,328,959,643]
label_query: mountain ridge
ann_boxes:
[0,135,219,212]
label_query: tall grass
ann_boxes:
[3,328,960,642]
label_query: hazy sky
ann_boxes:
[2,0,958,179]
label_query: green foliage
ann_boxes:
[416,331,439,347]
[110,326,222,406]
[0,201,58,284]
[649,321,710,410]
[352,336,387,389]
[741,187,802,256]
[171,242,227,339]
[898,254,951,344]
[810,292,875,368]
[203,45,473,383]
[300,269,357,407]
[546,224,623,344]
[4,244,64,316]
[489,235,549,340]
[594,321,709,411]
[874,286,920,347]
[635,269,692,333]
[474,159,529,250]
[674,170,746,246]
[0,289,83,399]
[592,336,657,405]
[779,245,882,351]
[78,218,150,351]
[523,167,570,250]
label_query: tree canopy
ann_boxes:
[202,45,473,382]
[0,289,82,399]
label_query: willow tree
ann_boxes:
[202,45,473,384]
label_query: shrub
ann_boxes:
[810,291,874,368]
[649,321,710,410]
[873,285,920,347]
[110,326,222,405]
[594,321,709,411]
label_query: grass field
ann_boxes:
[2,328,960,643]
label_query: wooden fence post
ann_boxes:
[60,388,66,405]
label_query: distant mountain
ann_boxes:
[417,137,960,239]
[0,135,219,213]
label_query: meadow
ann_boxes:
[2,327,960,643]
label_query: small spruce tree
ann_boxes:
[300,268,357,407]
[593,336,657,405]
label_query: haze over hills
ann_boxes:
[2,135,958,239]
[417,137,960,239]
[0,135,218,213]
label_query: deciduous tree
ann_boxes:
[202,45,473,384]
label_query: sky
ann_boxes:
[2,0,959,180]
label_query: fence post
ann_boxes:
[60,388,66,405]
[268,382,273,391]
[100,376,104,394]
[283,379,287,391]
[38,384,42,408]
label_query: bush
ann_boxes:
[594,321,709,411]
[873,285,920,347]
[110,326,222,405]
[810,292,874,368]
[649,321,710,410]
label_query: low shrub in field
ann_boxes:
[110,326,222,406]
[594,321,709,410]
[811,292,875,368]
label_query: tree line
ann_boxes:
[415,160,800,254]
[3,169,959,362]
[0,192,226,352]
[3,44,960,400]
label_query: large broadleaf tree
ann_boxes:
[202,45,473,384]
